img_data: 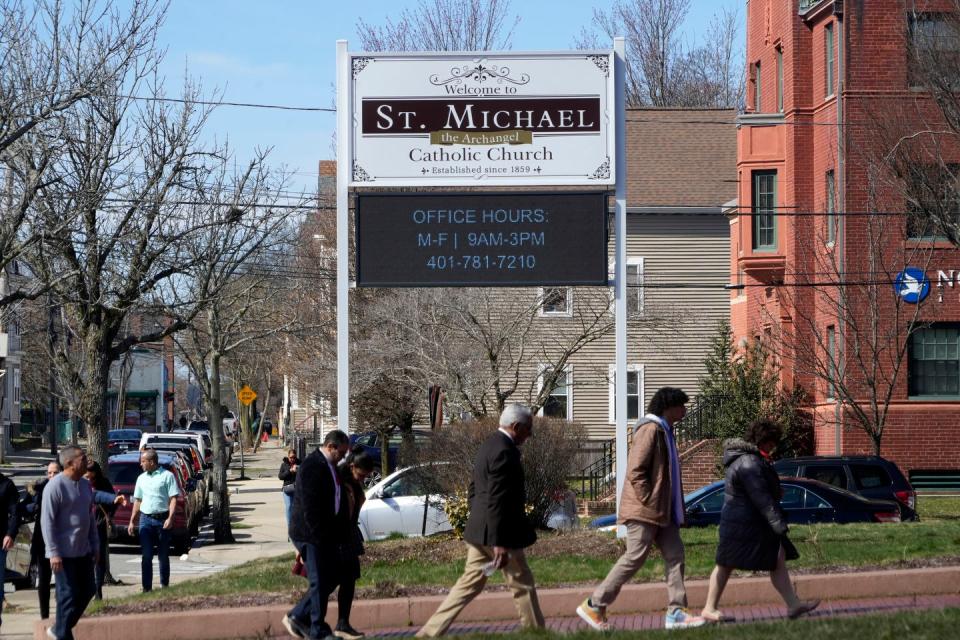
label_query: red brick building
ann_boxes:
[732,0,960,482]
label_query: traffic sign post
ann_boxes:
[238,385,257,406]
[236,385,256,480]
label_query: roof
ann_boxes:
[625,108,737,208]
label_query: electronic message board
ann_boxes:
[356,192,608,287]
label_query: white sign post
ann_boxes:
[335,44,623,452]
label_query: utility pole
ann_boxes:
[48,294,57,456]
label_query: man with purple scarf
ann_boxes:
[577,387,704,631]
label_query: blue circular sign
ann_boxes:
[894,267,930,304]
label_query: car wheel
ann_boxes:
[364,468,382,489]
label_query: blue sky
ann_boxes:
[159,0,741,194]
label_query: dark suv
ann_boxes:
[773,455,918,521]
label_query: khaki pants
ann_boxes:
[591,521,687,610]
[416,542,545,637]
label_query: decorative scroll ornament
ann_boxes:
[588,55,610,76]
[353,57,373,78]
[590,157,611,180]
[430,64,530,87]
[352,162,372,182]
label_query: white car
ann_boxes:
[222,411,238,438]
[140,432,206,461]
[359,465,452,541]
[357,464,579,541]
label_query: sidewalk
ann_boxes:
[32,565,960,640]
[3,438,293,640]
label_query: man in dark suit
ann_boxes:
[417,404,545,637]
[283,430,350,640]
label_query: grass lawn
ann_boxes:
[451,607,960,640]
[91,492,960,615]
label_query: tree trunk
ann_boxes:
[207,354,235,544]
[79,347,112,468]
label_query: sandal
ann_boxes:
[701,610,735,623]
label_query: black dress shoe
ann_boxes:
[335,622,365,639]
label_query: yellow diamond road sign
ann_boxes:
[238,385,257,406]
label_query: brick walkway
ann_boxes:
[340,594,960,638]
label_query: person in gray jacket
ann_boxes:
[41,446,99,640]
[700,419,819,623]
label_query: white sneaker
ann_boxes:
[664,608,706,629]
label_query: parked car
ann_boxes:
[107,452,198,553]
[360,465,450,541]
[360,464,577,541]
[108,428,143,455]
[185,420,232,462]
[589,477,903,530]
[146,442,209,513]
[350,430,433,484]
[222,411,238,439]
[4,504,36,589]
[772,455,918,521]
[141,432,211,468]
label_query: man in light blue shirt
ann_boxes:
[127,449,179,591]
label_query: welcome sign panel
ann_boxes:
[349,51,615,186]
[356,192,608,286]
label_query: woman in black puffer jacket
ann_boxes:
[700,419,819,623]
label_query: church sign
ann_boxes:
[349,51,615,186]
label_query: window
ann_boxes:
[804,465,848,489]
[12,369,19,405]
[627,258,643,315]
[776,47,784,112]
[826,325,836,399]
[538,287,572,316]
[852,464,892,490]
[908,13,960,88]
[825,23,835,97]
[905,163,960,240]
[805,489,831,509]
[826,170,836,244]
[754,61,762,111]
[780,485,805,510]
[540,366,572,420]
[909,324,960,397]
[608,364,643,423]
[752,170,777,250]
[692,488,726,513]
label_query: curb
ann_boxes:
[34,566,960,640]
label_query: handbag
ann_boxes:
[781,534,800,561]
[282,483,296,496]
[291,556,308,578]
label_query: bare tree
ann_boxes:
[167,154,305,544]
[577,0,744,108]
[353,287,617,423]
[356,0,519,51]
[28,53,226,467]
[763,150,941,455]
[0,0,168,307]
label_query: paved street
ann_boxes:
[1,440,293,639]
